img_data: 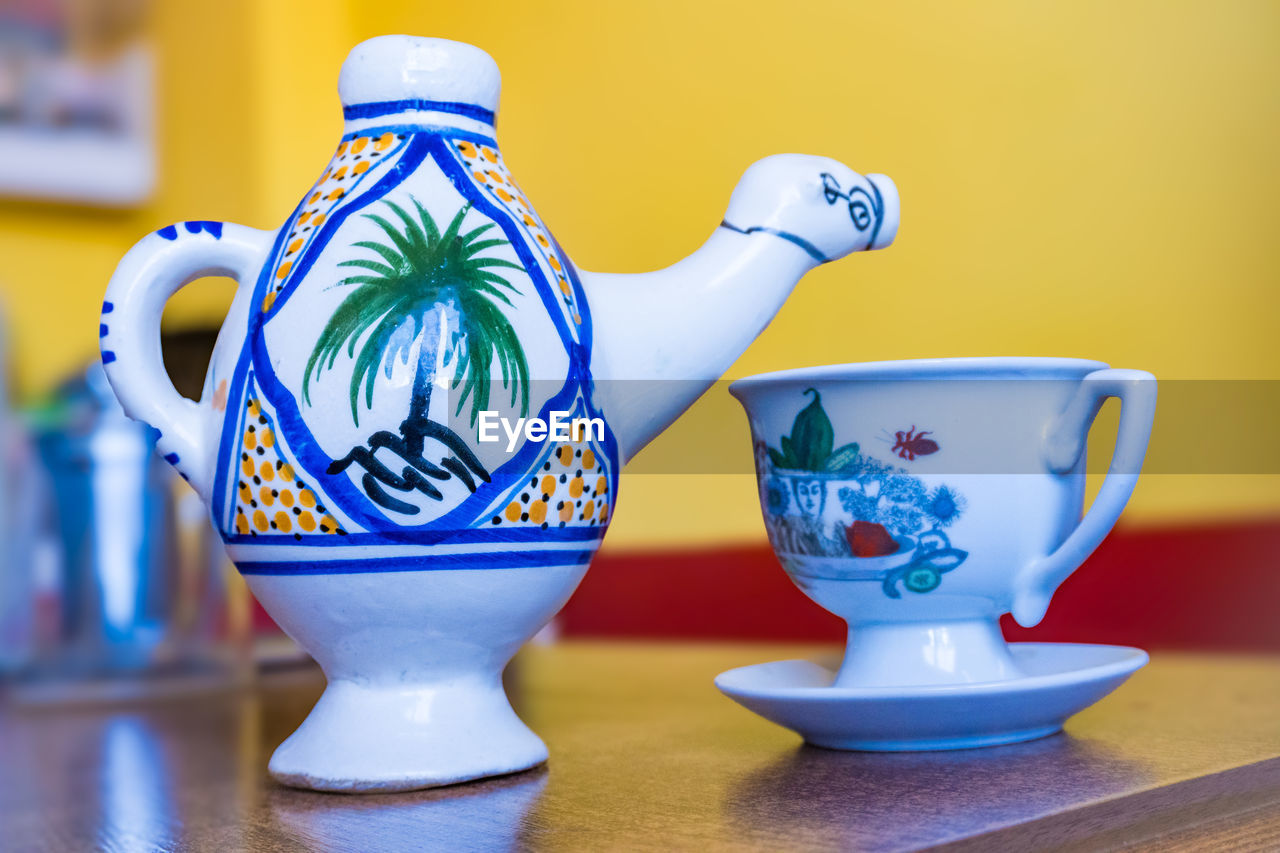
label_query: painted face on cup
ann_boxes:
[792,478,826,517]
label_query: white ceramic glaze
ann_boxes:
[731,357,1156,691]
[97,35,899,790]
[270,770,547,845]
[255,565,581,791]
[715,644,1149,750]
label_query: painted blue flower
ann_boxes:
[838,486,878,522]
[765,477,791,515]
[880,473,927,507]
[883,502,926,537]
[927,485,966,527]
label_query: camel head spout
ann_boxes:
[721,154,899,262]
[581,153,900,464]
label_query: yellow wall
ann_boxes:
[2,1,1275,546]
[0,1,266,393]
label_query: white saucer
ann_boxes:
[715,643,1148,751]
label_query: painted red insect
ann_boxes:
[892,426,939,461]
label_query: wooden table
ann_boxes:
[3,644,1278,851]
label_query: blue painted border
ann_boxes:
[864,179,886,251]
[213,123,620,546]
[213,134,423,531]
[340,125,497,148]
[238,548,595,575]
[260,134,421,324]
[211,219,299,532]
[343,99,495,125]
[552,237,621,486]
[427,134,582,351]
[442,137,620,510]
[243,131,595,533]
[719,221,828,263]
[223,523,605,548]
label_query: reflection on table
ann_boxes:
[1,644,1277,851]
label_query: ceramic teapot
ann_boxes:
[99,35,899,791]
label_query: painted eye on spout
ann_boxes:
[822,172,843,204]
[848,198,872,230]
[820,172,879,233]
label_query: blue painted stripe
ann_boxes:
[211,133,418,531]
[431,134,620,524]
[258,134,416,324]
[429,136,616,527]
[220,129,618,537]
[101,351,116,364]
[341,125,496,148]
[211,202,302,532]
[158,221,223,241]
[101,300,113,313]
[428,135,580,353]
[99,324,108,337]
[246,137,435,530]
[719,221,828,263]
[237,548,595,576]
[484,394,612,527]
[248,133,585,532]
[184,220,224,238]
[864,179,885,251]
[550,237,621,490]
[343,99,495,125]
[163,452,180,464]
[213,361,259,533]
[222,524,606,548]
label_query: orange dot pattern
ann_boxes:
[232,393,347,540]
[489,442,609,529]
[452,139,583,327]
[261,131,408,314]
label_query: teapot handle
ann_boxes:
[1011,369,1157,628]
[100,221,273,500]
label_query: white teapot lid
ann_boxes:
[338,35,501,113]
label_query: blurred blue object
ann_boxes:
[7,361,250,697]
[0,330,35,674]
[33,361,176,672]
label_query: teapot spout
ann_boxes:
[580,154,899,463]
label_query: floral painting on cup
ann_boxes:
[754,389,970,597]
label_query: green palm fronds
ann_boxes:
[302,198,530,427]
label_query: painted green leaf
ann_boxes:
[791,388,833,471]
[823,442,861,472]
[780,435,800,468]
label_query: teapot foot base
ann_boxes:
[267,677,547,793]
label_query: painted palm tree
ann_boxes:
[300,198,531,514]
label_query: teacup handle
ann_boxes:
[1011,368,1157,627]
[100,221,273,501]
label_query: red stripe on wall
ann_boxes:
[558,520,1280,650]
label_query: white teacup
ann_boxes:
[730,358,1156,688]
